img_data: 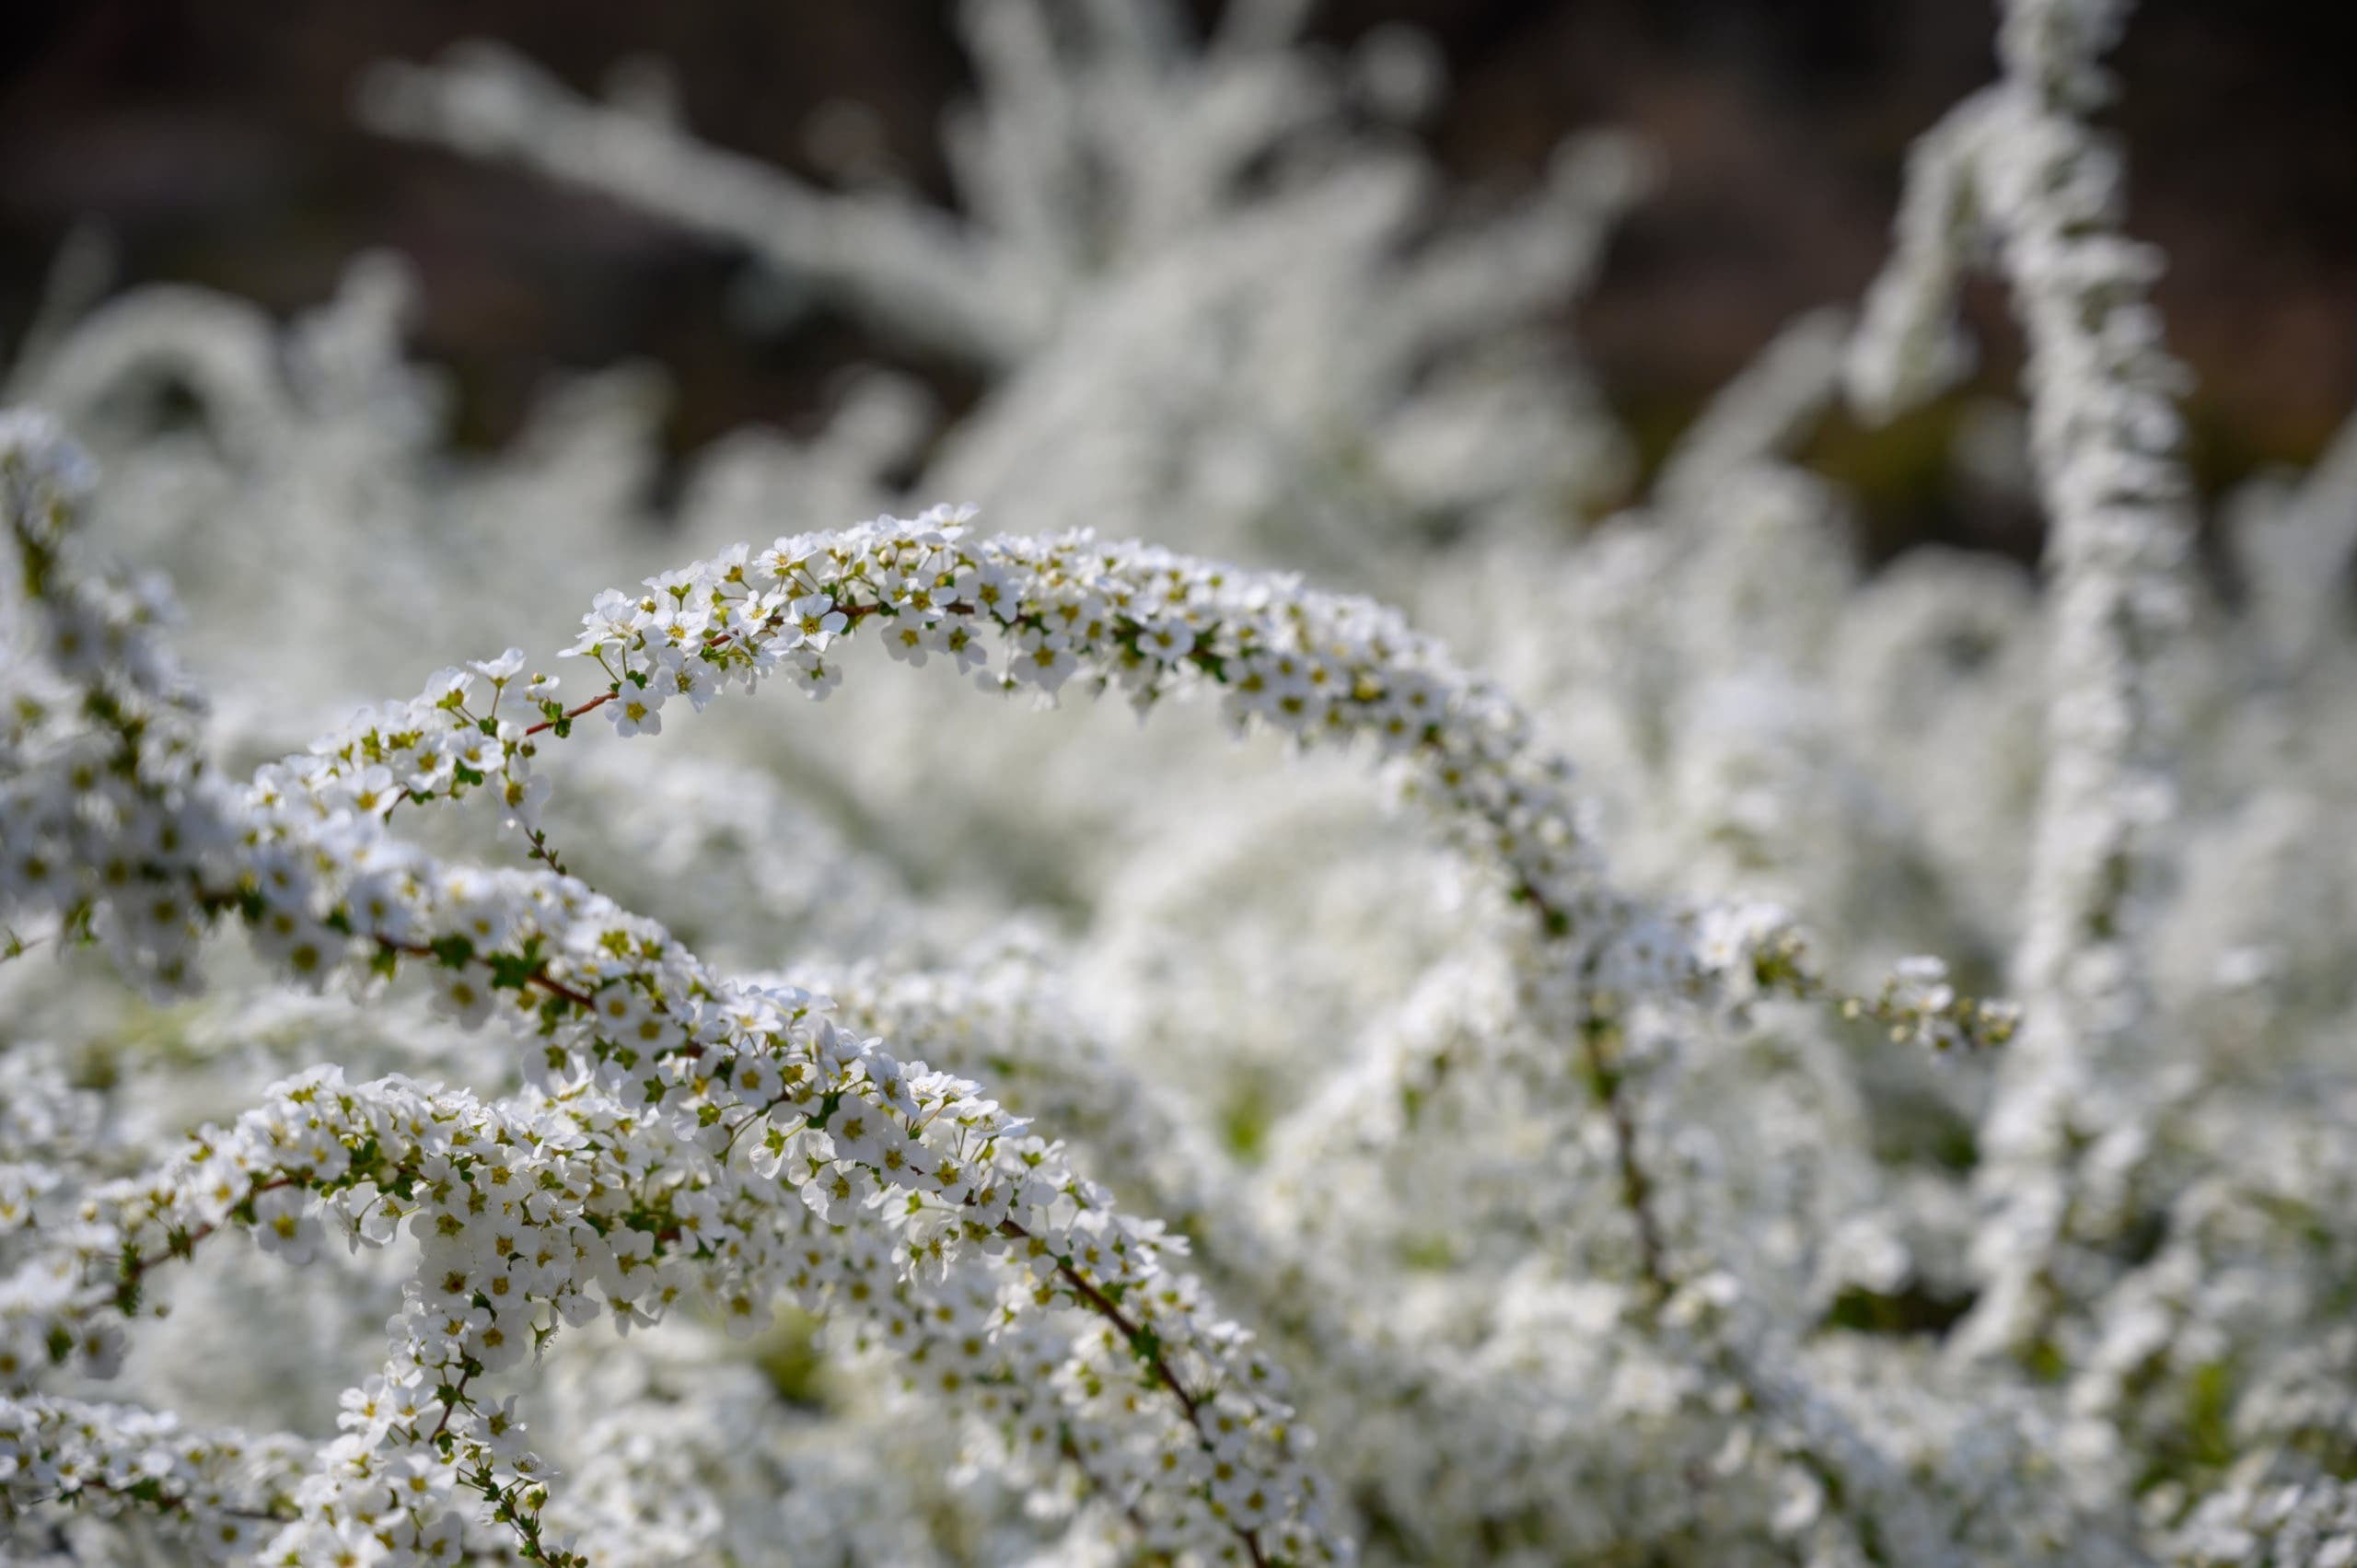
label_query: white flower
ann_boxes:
[787,593,848,652]
[607,680,668,738]
[432,965,497,1028]
[471,647,528,684]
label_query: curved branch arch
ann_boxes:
[4,414,2003,1566]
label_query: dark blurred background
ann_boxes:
[4,0,2352,546]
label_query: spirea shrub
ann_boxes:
[4,1,2354,1564]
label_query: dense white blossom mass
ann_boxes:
[4,0,2355,1564]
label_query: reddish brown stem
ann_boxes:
[997,1217,1266,1567]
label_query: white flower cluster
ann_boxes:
[354,3,1644,581]
[4,0,2354,1563]
[536,503,2008,1051]
[2,417,1346,1564]
[0,379,2005,1565]
[1850,0,2200,1368]
[0,1394,309,1561]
